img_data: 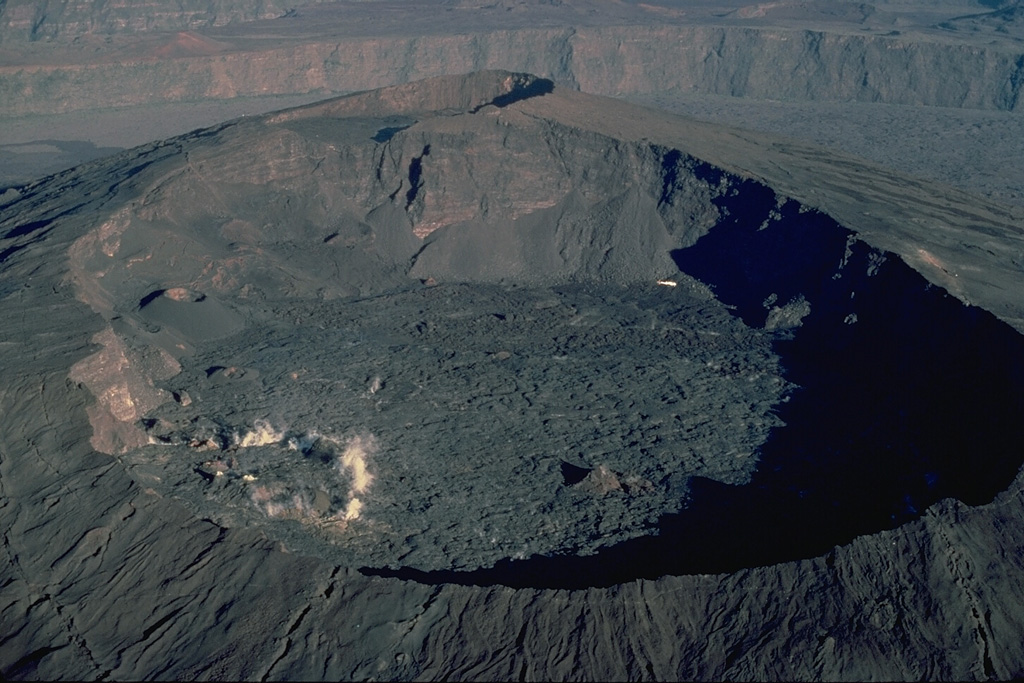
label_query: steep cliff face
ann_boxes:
[2,73,1024,680]
[569,24,1024,110]
[2,20,1023,115]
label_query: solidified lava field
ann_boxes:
[125,280,788,572]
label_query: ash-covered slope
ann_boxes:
[2,72,1024,680]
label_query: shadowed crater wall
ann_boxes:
[363,178,1024,589]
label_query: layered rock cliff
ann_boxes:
[1,3,1023,115]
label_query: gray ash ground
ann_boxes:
[124,280,789,572]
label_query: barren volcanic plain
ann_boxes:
[3,2,1024,682]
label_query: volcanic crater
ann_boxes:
[5,71,1024,592]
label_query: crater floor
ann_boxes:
[125,280,788,572]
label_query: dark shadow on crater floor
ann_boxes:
[362,183,1024,590]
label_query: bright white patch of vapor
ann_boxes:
[342,498,363,521]
[235,419,285,448]
[242,423,377,525]
[338,434,375,494]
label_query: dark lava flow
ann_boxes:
[363,180,1024,589]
